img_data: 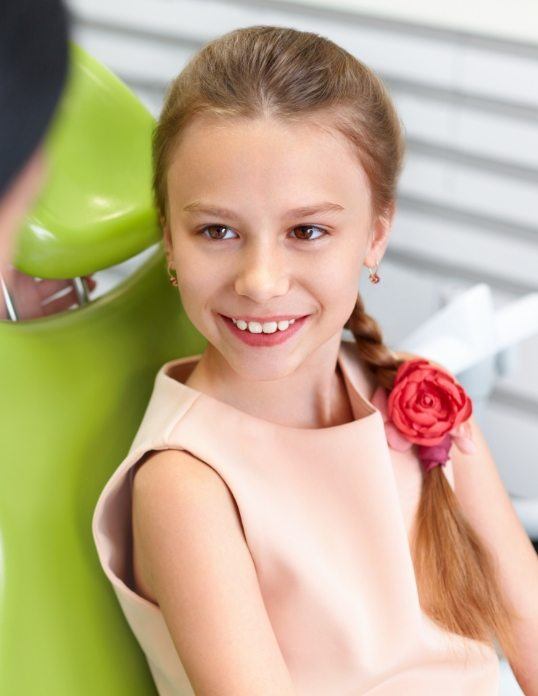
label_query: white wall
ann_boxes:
[283,0,538,44]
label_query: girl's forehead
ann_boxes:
[168,121,369,193]
[164,115,372,224]
[170,113,354,161]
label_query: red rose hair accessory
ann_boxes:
[370,358,476,473]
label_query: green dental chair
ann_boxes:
[0,42,205,695]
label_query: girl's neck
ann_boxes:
[183,343,371,429]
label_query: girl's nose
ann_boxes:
[233,255,289,301]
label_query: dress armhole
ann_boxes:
[92,446,167,614]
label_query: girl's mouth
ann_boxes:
[218,313,310,347]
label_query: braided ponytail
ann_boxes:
[345,294,519,657]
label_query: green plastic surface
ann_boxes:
[1,42,207,695]
[13,42,160,279]
[0,249,206,694]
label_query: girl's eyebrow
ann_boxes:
[182,201,345,219]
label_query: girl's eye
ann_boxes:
[197,224,328,241]
[198,224,236,241]
[290,225,328,241]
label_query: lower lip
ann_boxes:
[218,314,310,347]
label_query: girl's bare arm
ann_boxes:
[132,449,297,696]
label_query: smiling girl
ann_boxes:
[92,25,537,696]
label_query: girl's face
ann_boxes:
[162,115,392,379]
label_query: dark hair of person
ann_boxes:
[0,0,70,198]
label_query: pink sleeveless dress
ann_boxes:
[91,340,500,695]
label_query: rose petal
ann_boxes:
[409,367,431,384]
[449,420,470,438]
[385,421,413,451]
[435,374,461,401]
[370,385,389,421]
[452,396,473,427]
[394,359,428,385]
[410,410,438,426]
[391,407,416,437]
[403,381,419,404]
[425,419,451,437]
[449,420,476,454]
[452,434,477,455]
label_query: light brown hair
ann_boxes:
[152,25,519,657]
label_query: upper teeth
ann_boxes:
[232,318,296,333]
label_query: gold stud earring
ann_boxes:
[367,262,380,284]
[167,260,178,286]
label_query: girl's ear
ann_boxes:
[365,203,395,267]
[161,216,173,256]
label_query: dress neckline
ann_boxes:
[157,340,386,435]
